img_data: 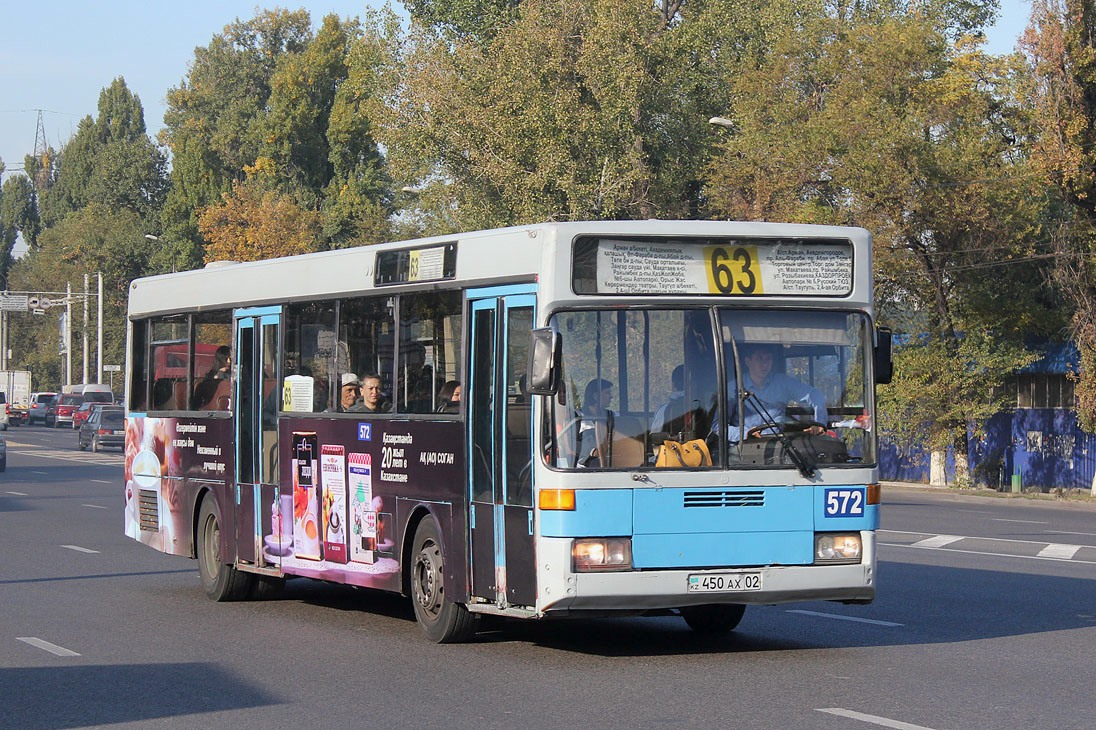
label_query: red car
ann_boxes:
[46,393,84,428]
[71,401,98,430]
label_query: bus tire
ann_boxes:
[197,495,255,601]
[410,518,476,643]
[680,604,746,634]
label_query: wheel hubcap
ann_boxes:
[202,514,221,581]
[414,540,442,618]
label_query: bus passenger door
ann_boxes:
[468,288,536,608]
[234,308,281,567]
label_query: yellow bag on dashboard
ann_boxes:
[655,438,711,468]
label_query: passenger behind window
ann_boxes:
[651,364,688,437]
[327,373,362,413]
[153,378,176,409]
[359,374,390,413]
[436,380,461,413]
[577,378,613,467]
[191,345,232,409]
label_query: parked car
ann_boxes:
[7,402,28,426]
[28,392,57,426]
[78,406,124,452]
[46,393,84,428]
[0,393,8,430]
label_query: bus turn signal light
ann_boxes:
[867,483,881,505]
[539,489,576,510]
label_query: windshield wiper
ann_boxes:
[741,390,817,479]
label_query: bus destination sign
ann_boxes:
[578,237,853,297]
[374,243,457,286]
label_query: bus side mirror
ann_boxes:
[528,328,561,396]
[875,327,893,385]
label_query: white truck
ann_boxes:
[0,370,32,429]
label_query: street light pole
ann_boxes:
[65,281,72,388]
[83,273,89,385]
[97,273,103,386]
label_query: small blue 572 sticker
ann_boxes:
[824,488,865,517]
[357,423,372,441]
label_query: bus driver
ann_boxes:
[726,343,828,441]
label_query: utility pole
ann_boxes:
[65,282,72,388]
[83,273,89,385]
[97,273,103,385]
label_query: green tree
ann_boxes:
[405,0,520,43]
[36,78,167,228]
[1020,0,1096,433]
[704,4,1057,483]
[6,204,152,388]
[160,9,314,265]
[384,0,741,233]
[1,174,40,282]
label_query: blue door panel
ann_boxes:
[632,531,815,569]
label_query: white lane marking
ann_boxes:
[993,518,1049,524]
[61,545,100,554]
[82,504,108,510]
[16,637,81,657]
[1049,529,1096,537]
[788,610,903,627]
[91,479,113,484]
[1038,543,1082,559]
[912,534,962,548]
[883,529,1089,549]
[6,491,27,496]
[31,470,48,474]
[817,708,937,730]
[882,542,1096,565]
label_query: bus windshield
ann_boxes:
[546,307,874,470]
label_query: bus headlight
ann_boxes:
[572,538,632,572]
[815,533,862,564]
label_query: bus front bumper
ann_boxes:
[537,532,876,614]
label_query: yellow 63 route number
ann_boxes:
[706,246,761,295]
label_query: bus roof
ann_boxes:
[128,220,872,319]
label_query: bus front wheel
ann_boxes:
[197,495,256,601]
[410,518,476,643]
[679,604,746,634]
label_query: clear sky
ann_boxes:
[0,1,392,180]
[0,0,1031,184]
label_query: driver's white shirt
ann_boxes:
[727,373,827,441]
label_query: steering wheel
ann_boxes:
[746,420,826,440]
[745,421,783,440]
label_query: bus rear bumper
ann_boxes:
[537,534,876,614]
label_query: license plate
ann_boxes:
[688,572,762,593]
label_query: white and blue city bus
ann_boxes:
[124,220,889,642]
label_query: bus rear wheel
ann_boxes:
[410,518,476,643]
[197,495,255,601]
[679,604,746,635]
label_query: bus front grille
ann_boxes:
[139,489,159,531]
[683,490,765,508]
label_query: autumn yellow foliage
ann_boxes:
[198,180,323,263]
